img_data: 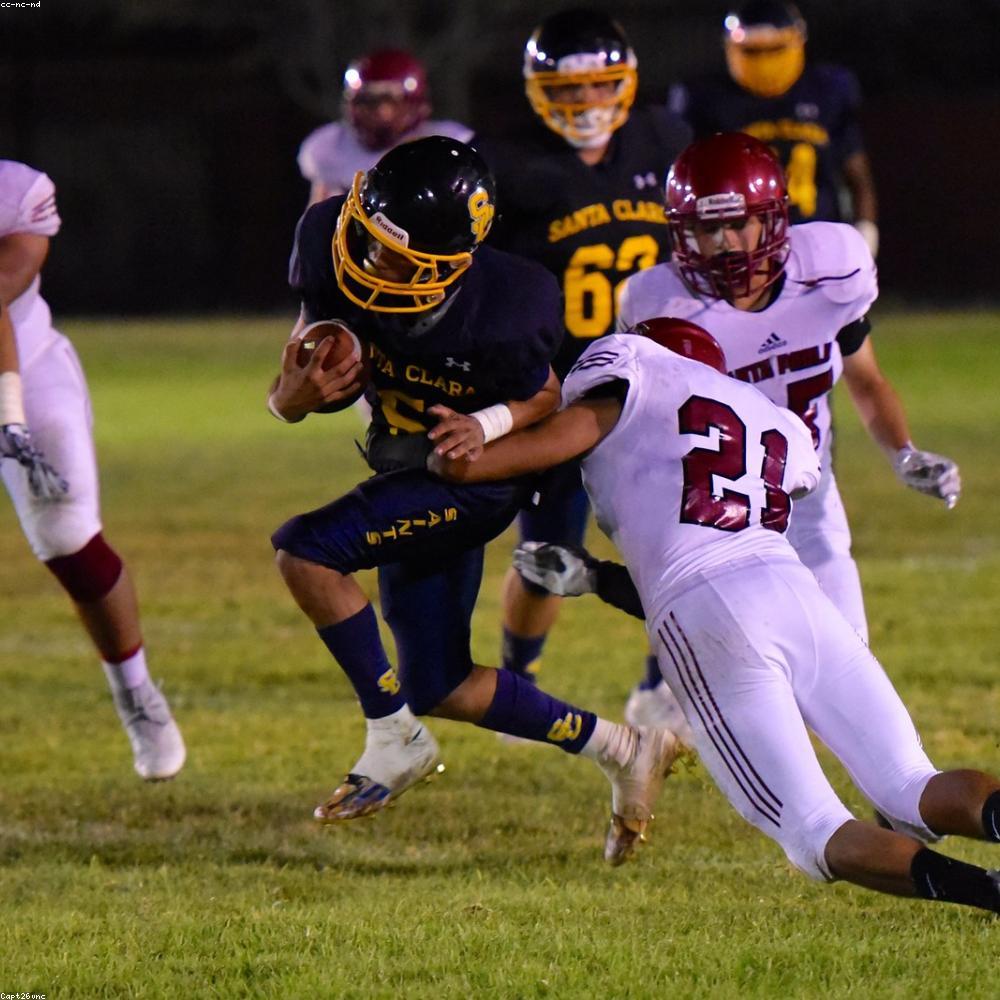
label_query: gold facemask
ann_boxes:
[525,61,637,146]
[332,172,475,314]
[725,27,805,98]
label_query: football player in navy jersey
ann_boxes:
[265,137,681,862]
[669,1,880,256]
[474,8,691,693]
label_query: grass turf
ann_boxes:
[0,311,997,998]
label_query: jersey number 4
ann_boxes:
[679,395,791,533]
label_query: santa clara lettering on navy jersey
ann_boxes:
[669,64,864,225]
[289,196,562,443]
[477,108,690,377]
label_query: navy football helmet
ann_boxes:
[724,1,807,97]
[333,136,496,313]
[523,8,637,148]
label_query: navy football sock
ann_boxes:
[910,848,1000,913]
[478,668,596,753]
[639,654,662,691]
[501,627,545,680]
[983,791,1000,842]
[317,605,406,719]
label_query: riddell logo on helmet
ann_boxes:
[696,193,747,219]
[371,212,410,247]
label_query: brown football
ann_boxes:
[294,319,371,410]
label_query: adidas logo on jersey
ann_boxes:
[758,332,788,355]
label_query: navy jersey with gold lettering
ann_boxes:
[476,107,690,377]
[290,196,562,469]
[669,64,864,225]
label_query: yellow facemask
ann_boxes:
[332,172,475,314]
[725,28,805,98]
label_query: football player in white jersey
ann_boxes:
[0,160,185,781]
[297,48,473,207]
[431,317,1000,915]
[615,132,959,731]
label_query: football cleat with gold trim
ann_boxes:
[603,726,680,866]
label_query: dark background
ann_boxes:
[3,0,998,314]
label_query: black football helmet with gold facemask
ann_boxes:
[333,136,496,314]
[523,8,638,149]
[724,0,808,99]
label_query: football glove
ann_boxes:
[512,541,598,597]
[893,444,960,509]
[0,423,69,500]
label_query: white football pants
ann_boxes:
[649,556,938,881]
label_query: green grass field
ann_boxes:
[1,311,997,998]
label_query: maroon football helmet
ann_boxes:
[632,316,728,374]
[343,49,431,150]
[666,132,789,302]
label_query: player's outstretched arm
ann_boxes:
[427,368,562,463]
[842,339,961,507]
[428,396,621,482]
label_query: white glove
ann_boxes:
[0,423,69,500]
[855,219,879,258]
[512,541,598,597]
[893,444,960,509]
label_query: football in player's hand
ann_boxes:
[294,319,371,410]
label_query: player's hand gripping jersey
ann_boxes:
[618,221,876,472]
[564,333,819,618]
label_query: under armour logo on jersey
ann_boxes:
[569,350,619,373]
[758,332,789,355]
[633,171,659,190]
[445,357,471,371]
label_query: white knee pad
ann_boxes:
[22,494,102,561]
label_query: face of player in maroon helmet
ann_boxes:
[343,49,431,151]
[666,132,789,307]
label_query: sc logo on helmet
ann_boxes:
[468,187,495,243]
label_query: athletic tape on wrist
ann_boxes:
[0,371,26,425]
[471,403,513,444]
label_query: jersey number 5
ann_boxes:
[678,395,791,533]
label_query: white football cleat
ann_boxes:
[624,681,693,745]
[314,713,442,822]
[108,679,186,781]
[602,726,680,866]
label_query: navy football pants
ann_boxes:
[272,468,531,713]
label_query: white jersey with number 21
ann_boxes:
[563,333,819,621]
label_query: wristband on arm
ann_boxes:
[471,403,513,443]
